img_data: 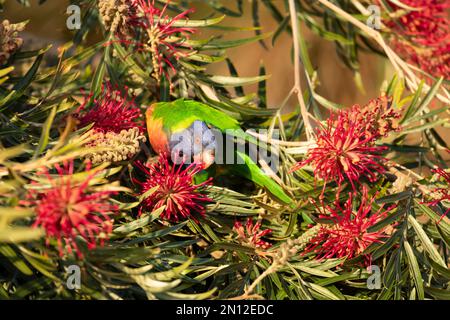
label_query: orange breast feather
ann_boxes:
[145,105,169,154]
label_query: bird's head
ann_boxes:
[169,120,217,169]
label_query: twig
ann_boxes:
[233,239,301,300]
[288,0,315,141]
[244,263,279,298]
[246,130,315,147]
[228,293,265,300]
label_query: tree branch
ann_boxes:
[288,0,315,141]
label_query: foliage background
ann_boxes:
[0,0,449,300]
[1,0,387,106]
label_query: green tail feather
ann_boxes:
[231,151,293,205]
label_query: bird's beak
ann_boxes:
[193,149,215,169]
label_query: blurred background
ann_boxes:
[1,0,388,107]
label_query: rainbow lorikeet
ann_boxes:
[145,99,293,205]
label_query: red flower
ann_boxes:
[234,218,272,250]
[305,188,394,262]
[292,110,387,194]
[425,167,450,222]
[74,83,144,134]
[135,153,212,221]
[22,161,118,258]
[385,0,449,47]
[128,0,195,80]
[390,41,449,81]
[344,96,401,138]
[383,0,450,79]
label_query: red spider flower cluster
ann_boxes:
[233,218,272,250]
[74,82,144,134]
[74,83,146,164]
[425,167,450,222]
[344,96,401,138]
[127,0,195,80]
[292,106,388,194]
[305,188,395,262]
[135,153,212,222]
[384,0,450,80]
[22,161,118,258]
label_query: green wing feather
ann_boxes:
[151,99,266,147]
[151,99,240,133]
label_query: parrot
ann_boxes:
[145,98,293,205]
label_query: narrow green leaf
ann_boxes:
[154,15,225,27]
[404,241,424,300]
[408,215,446,267]
[34,105,57,157]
